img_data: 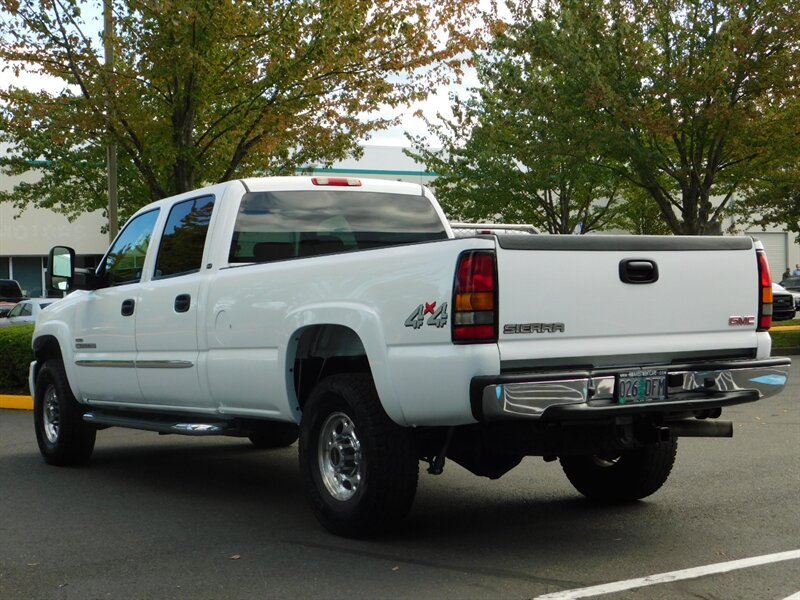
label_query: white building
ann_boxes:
[1,145,797,297]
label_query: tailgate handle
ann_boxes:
[619,259,659,284]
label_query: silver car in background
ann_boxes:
[0,298,56,327]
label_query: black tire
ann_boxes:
[560,439,678,503]
[299,374,418,537]
[248,421,299,449]
[34,359,96,466]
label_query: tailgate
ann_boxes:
[494,235,760,368]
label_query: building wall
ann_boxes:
[0,171,107,297]
[745,229,800,281]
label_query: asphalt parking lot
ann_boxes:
[1,358,798,600]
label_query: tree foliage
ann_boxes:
[0,0,482,223]
[412,0,800,236]
[529,0,800,234]
[408,9,622,234]
[735,165,800,242]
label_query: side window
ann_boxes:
[19,303,32,317]
[101,209,160,286]
[8,304,23,318]
[154,195,215,279]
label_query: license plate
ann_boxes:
[617,370,667,404]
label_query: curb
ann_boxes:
[0,394,33,410]
[773,347,800,356]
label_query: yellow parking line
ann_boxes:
[771,325,800,332]
[0,395,33,410]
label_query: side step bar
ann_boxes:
[83,411,241,436]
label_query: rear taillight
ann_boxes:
[452,251,497,343]
[757,249,773,331]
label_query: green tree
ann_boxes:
[530,0,800,235]
[0,0,482,223]
[408,12,622,234]
[610,187,674,235]
[734,164,800,243]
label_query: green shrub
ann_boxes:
[0,324,34,394]
[771,329,800,349]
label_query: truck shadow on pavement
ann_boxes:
[71,434,662,548]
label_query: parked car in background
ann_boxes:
[0,279,25,318]
[779,276,800,310]
[0,279,24,302]
[772,283,797,321]
[0,298,55,327]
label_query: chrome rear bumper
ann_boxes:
[471,357,791,421]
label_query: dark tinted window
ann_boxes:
[0,280,23,301]
[229,191,447,263]
[101,209,160,286]
[155,195,215,279]
[781,277,800,289]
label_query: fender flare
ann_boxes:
[31,321,83,402]
[282,302,407,425]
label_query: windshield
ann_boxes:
[780,276,800,289]
[0,280,23,300]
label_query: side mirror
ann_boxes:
[47,246,75,292]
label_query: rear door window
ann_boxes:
[154,195,215,279]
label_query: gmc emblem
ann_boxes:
[728,316,755,326]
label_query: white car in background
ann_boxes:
[0,298,56,327]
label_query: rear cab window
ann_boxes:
[228,190,447,263]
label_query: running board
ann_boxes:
[83,411,241,436]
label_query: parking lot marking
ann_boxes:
[535,549,800,600]
[782,593,800,600]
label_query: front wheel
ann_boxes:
[299,374,418,537]
[34,359,96,466]
[560,439,678,503]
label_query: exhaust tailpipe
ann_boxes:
[669,420,733,438]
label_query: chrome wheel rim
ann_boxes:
[591,455,621,468]
[43,385,60,444]
[317,412,362,501]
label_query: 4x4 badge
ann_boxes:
[405,302,448,329]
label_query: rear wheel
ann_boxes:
[247,421,299,449]
[560,439,678,503]
[299,374,418,537]
[34,359,96,466]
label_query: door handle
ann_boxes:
[174,294,191,313]
[121,299,135,316]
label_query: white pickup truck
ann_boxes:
[31,176,790,536]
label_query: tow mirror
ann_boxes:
[47,246,75,292]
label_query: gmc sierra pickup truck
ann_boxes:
[31,176,790,537]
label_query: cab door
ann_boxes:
[134,195,215,409]
[72,209,160,404]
